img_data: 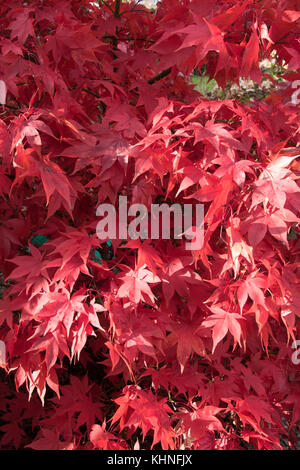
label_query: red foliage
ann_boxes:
[0,0,299,451]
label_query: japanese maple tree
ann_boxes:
[0,0,299,451]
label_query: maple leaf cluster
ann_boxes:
[0,0,299,451]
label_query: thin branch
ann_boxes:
[120,37,154,42]
[103,34,154,43]
[148,67,172,85]
[4,196,20,218]
[120,8,153,15]
[3,103,20,111]
[120,0,154,15]
[99,0,114,14]
[114,0,121,17]
[82,88,101,98]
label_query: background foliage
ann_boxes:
[0,0,299,450]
